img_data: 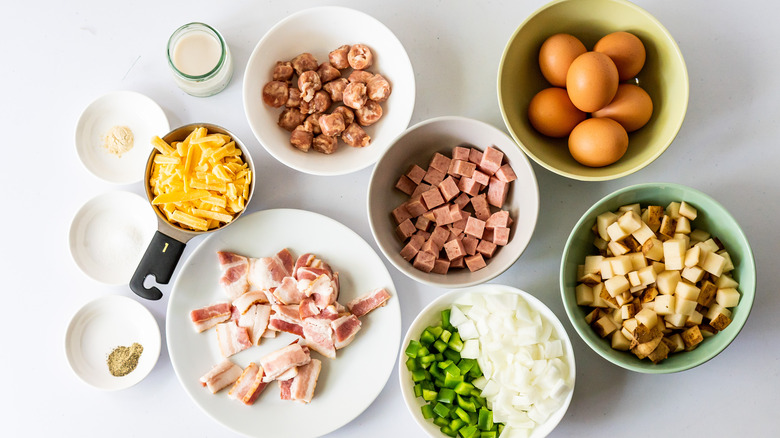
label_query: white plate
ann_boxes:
[398,285,576,438]
[243,6,415,176]
[65,295,161,391]
[69,191,157,285]
[166,208,401,438]
[75,90,170,184]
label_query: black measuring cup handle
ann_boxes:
[130,231,187,300]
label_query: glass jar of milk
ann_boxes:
[167,23,234,97]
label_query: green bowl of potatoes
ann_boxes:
[560,183,755,373]
[498,0,689,181]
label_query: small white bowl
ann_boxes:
[399,285,575,438]
[75,90,170,184]
[367,116,539,288]
[65,295,161,391]
[243,6,415,176]
[69,191,157,285]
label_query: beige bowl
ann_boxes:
[498,0,689,181]
[367,116,539,288]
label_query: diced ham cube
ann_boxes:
[452,146,470,161]
[411,182,432,199]
[465,216,486,239]
[415,230,431,241]
[421,238,441,255]
[452,211,471,232]
[405,196,427,217]
[471,170,490,186]
[200,359,243,394]
[429,152,452,172]
[332,314,362,349]
[478,146,504,176]
[438,176,460,202]
[423,167,446,186]
[396,219,416,241]
[191,302,232,333]
[458,177,482,197]
[430,226,450,247]
[444,239,466,260]
[487,177,508,208]
[449,159,476,178]
[415,215,432,231]
[395,175,416,196]
[462,236,479,256]
[476,240,498,258]
[406,164,426,184]
[391,204,412,225]
[482,228,494,243]
[413,251,436,273]
[421,188,445,210]
[465,254,487,272]
[470,194,491,221]
[432,258,450,274]
[453,193,470,209]
[493,227,511,246]
[347,288,392,317]
[469,148,483,164]
[495,163,517,182]
[449,204,463,222]
[485,210,512,229]
[450,257,465,269]
[432,205,455,225]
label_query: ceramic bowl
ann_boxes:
[498,0,688,181]
[560,183,756,372]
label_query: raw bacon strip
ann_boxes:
[248,249,295,291]
[228,362,260,401]
[200,359,243,393]
[289,359,322,404]
[238,304,271,345]
[260,344,311,382]
[303,274,338,308]
[190,302,231,333]
[268,317,304,337]
[332,314,362,349]
[347,288,392,317]
[279,379,293,400]
[273,276,306,305]
[302,317,336,359]
[242,366,270,405]
[276,367,298,381]
[299,297,321,320]
[217,251,251,300]
[215,321,253,357]
[296,267,333,282]
[293,253,333,280]
[232,290,269,314]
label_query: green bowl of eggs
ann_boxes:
[498,0,688,181]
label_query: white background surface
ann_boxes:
[3,0,778,436]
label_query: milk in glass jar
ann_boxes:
[167,23,233,97]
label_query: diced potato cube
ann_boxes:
[611,255,633,276]
[666,202,681,219]
[637,266,657,286]
[675,216,691,234]
[658,215,677,238]
[667,333,685,353]
[607,239,630,256]
[645,206,664,232]
[717,250,734,273]
[700,324,718,337]
[628,270,642,287]
[684,246,701,268]
[681,325,703,348]
[635,308,658,328]
[663,313,687,328]
[584,255,604,275]
[617,211,643,234]
[620,303,637,320]
[675,296,697,316]
[615,292,633,307]
[600,259,615,280]
[640,286,659,303]
[628,252,648,270]
[593,316,617,338]
[593,236,608,251]
[663,239,687,268]
[681,266,705,284]
[607,221,630,242]
[697,281,717,307]
[584,308,602,324]
[619,203,641,216]
[689,229,710,243]
[577,264,584,279]
[686,310,703,326]
[605,275,630,297]
[700,251,726,277]
[696,238,720,254]
[596,211,618,241]
[591,283,608,308]
[675,281,701,301]
[716,274,739,289]
[673,234,690,248]
[710,313,732,331]
[611,330,631,351]
[679,201,698,220]
[652,261,666,274]
[632,222,655,245]
[654,294,676,315]
[665,257,683,271]
[610,307,623,325]
[656,270,681,295]
[575,283,594,306]
[642,237,665,261]
[623,318,638,333]
[705,304,732,321]
[716,288,740,308]
[578,272,601,286]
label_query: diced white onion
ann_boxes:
[449,304,469,327]
[460,339,480,359]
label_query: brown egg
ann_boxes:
[593,31,646,80]
[566,52,619,113]
[592,84,653,132]
[527,87,587,138]
[538,34,587,87]
[568,118,628,167]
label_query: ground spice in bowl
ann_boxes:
[107,342,144,377]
